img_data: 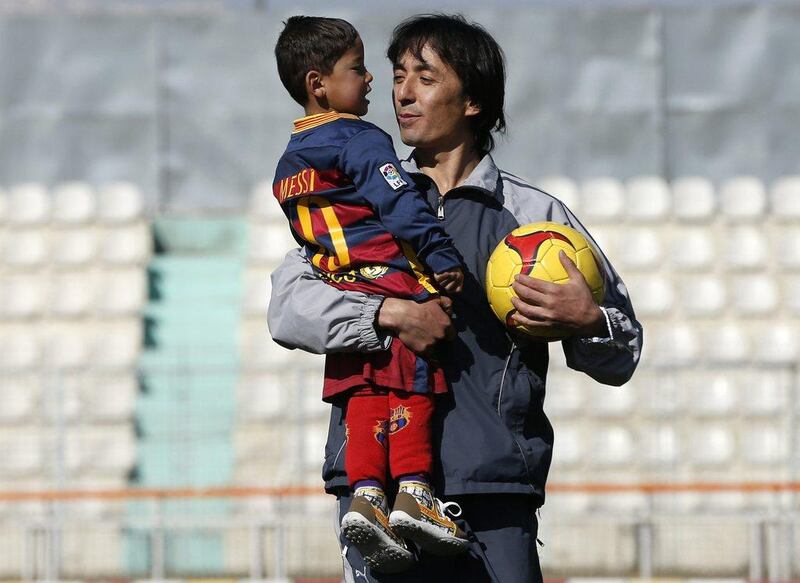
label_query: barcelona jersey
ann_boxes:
[272,112,460,399]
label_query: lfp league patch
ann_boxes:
[379,163,407,190]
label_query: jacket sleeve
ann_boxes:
[548,201,643,386]
[340,128,463,273]
[267,247,392,354]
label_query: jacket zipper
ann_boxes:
[496,342,534,486]
[437,195,445,220]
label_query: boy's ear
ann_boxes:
[306,70,326,99]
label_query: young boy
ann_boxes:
[273,16,469,573]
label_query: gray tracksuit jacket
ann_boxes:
[268,153,642,505]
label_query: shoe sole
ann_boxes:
[341,512,415,573]
[389,510,470,556]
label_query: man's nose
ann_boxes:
[395,79,415,104]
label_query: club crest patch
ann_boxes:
[389,405,412,435]
[379,163,407,190]
[359,265,389,280]
[374,419,389,447]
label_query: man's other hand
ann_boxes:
[510,250,606,338]
[377,297,454,356]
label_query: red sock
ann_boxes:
[344,392,389,489]
[388,392,434,479]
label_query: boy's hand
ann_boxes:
[434,268,464,294]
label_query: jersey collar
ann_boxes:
[400,152,500,198]
[292,111,360,134]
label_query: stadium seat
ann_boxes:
[785,276,800,315]
[651,492,703,513]
[668,227,715,272]
[242,268,272,317]
[705,321,749,363]
[646,323,701,366]
[0,187,6,222]
[65,425,136,476]
[237,373,285,420]
[753,322,798,363]
[99,223,152,265]
[590,426,634,467]
[689,426,735,466]
[1,273,47,319]
[672,177,715,222]
[42,323,92,370]
[40,371,82,421]
[82,374,138,421]
[2,229,49,268]
[240,320,296,368]
[544,372,583,418]
[0,325,41,370]
[593,492,648,514]
[580,177,625,223]
[52,182,96,224]
[689,373,738,417]
[616,227,662,271]
[0,428,43,477]
[96,269,147,315]
[536,176,580,211]
[7,183,50,225]
[51,228,98,267]
[637,372,684,418]
[774,227,800,270]
[247,223,298,265]
[587,383,634,418]
[720,176,767,221]
[741,371,788,416]
[741,426,788,465]
[299,373,332,419]
[48,271,97,318]
[234,425,287,468]
[640,425,680,466]
[302,421,328,468]
[626,175,670,222]
[97,182,144,223]
[678,275,726,317]
[623,274,673,317]
[770,175,800,221]
[551,424,582,467]
[584,226,616,263]
[0,374,39,423]
[545,493,592,516]
[249,180,285,222]
[724,225,768,270]
[730,274,779,316]
[90,320,143,370]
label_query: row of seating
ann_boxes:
[0,182,144,225]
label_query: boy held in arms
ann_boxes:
[273,16,469,573]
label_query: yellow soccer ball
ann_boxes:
[485,221,605,338]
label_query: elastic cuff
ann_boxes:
[579,306,614,345]
[357,295,392,352]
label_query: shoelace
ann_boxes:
[435,497,463,519]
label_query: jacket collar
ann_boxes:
[401,151,500,198]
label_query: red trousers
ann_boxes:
[344,389,434,488]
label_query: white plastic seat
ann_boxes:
[771,176,800,221]
[237,373,285,420]
[588,384,634,418]
[40,372,82,421]
[638,372,684,418]
[240,321,295,368]
[42,323,92,370]
[97,182,144,223]
[720,176,767,222]
[678,275,726,317]
[626,176,670,222]
[724,226,768,270]
[591,427,634,467]
[0,375,39,423]
[243,268,272,317]
[0,429,43,477]
[91,320,142,369]
[96,269,147,315]
[785,275,800,315]
[0,325,41,370]
[706,321,749,363]
[248,223,298,265]
[648,323,700,366]
[668,227,715,272]
[7,183,50,225]
[741,427,788,466]
[672,177,715,222]
[544,372,583,419]
[537,176,580,212]
[652,492,703,513]
[83,374,138,421]
[640,425,680,466]
[51,228,98,267]
[689,426,735,466]
[616,227,662,271]
[0,274,47,319]
[580,178,625,223]
[774,227,800,270]
[48,271,97,317]
[593,493,648,514]
[741,371,788,416]
[3,229,49,268]
[584,226,616,263]
[66,425,136,475]
[52,182,96,224]
[753,323,798,364]
[690,373,738,417]
[730,275,779,316]
[0,188,7,222]
[249,180,285,222]
[99,223,151,265]
[302,422,328,468]
[623,275,673,317]
[552,425,583,467]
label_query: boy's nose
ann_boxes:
[365,71,374,84]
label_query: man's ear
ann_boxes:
[306,70,326,99]
[465,100,481,118]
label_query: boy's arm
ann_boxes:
[340,128,463,273]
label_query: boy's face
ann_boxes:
[321,37,373,116]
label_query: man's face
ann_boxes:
[392,44,479,151]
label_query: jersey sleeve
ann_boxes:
[340,128,463,273]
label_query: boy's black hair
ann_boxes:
[275,16,359,106]
[387,14,506,154]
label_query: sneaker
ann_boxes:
[341,489,415,573]
[389,480,469,555]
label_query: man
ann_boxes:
[268,14,642,583]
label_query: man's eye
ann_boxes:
[420,76,433,84]
[393,75,405,83]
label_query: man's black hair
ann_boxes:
[387,14,506,154]
[275,16,359,106]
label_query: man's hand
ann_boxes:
[377,296,454,356]
[433,268,464,294]
[510,250,606,339]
